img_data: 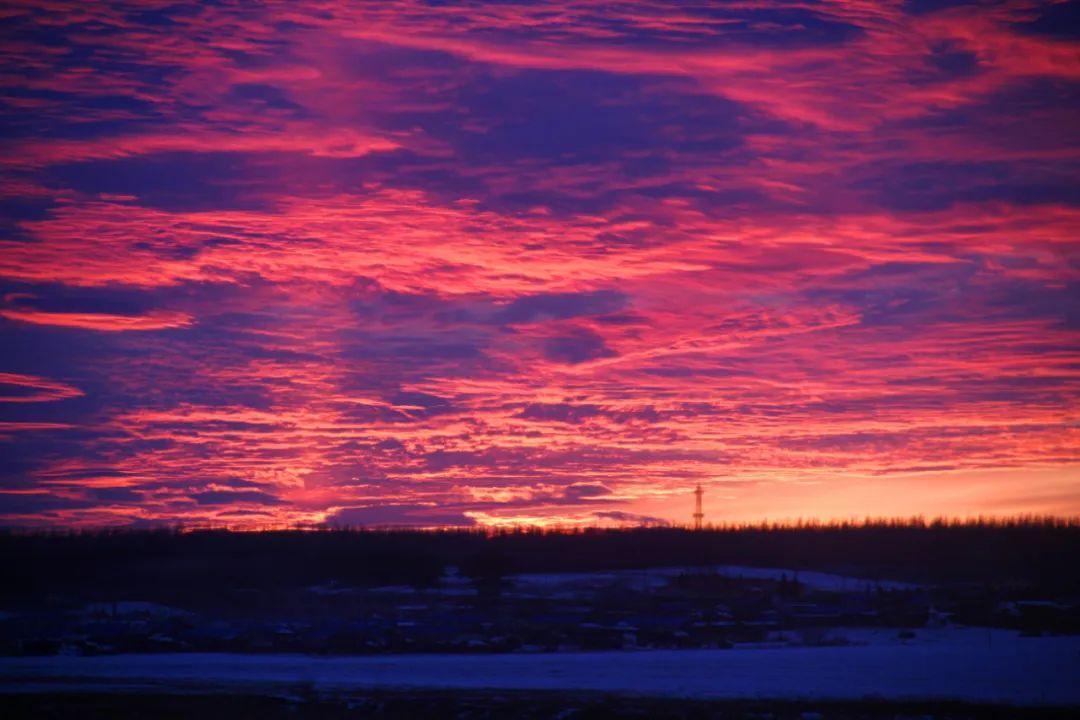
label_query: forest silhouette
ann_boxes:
[4,517,1077,604]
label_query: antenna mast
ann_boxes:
[693,484,704,531]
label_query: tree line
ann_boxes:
[2,516,1077,603]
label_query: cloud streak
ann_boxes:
[0,0,1076,528]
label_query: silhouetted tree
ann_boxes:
[460,548,511,600]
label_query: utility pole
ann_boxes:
[693,484,704,531]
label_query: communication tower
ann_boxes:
[693,484,704,530]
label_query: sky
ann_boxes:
[0,0,1077,529]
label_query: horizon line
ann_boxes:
[5,513,1079,535]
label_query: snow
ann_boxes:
[709,565,918,592]
[305,565,917,600]
[512,565,919,594]
[1,628,1077,705]
[79,602,194,619]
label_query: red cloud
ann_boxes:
[0,0,1076,528]
[0,308,193,331]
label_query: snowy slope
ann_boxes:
[1,628,1077,705]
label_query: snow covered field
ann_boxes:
[2,628,1077,706]
[339,564,919,599]
[511,564,919,596]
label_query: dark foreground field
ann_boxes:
[2,521,1077,716]
[3,691,1077,720]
